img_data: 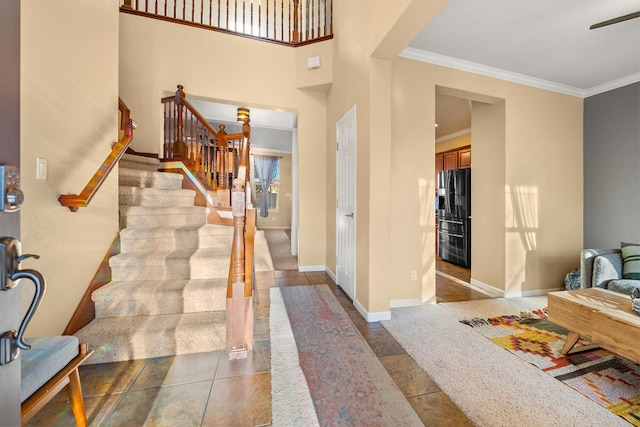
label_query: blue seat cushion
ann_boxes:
[21,336,79,403]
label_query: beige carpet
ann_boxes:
[263,229,298,270]
[381,297,629,427]
[254,230,275,271]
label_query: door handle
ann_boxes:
[0,237,47,365]
[345,213,354,218]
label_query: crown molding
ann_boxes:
[436,127,471,143]
[583,72,640,98]
[401,48,587,98]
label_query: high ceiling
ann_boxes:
[191,1,640,144]
[411,0,640,139]
[409,0,639,95]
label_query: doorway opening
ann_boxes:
[434,87,505,303]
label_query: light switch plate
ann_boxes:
[36,157,47,180]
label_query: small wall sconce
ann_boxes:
[237,107,250,123]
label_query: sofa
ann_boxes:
[581,247,640,295]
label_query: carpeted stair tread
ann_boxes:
[120,224,233,252]
[120,223,233,239]
[118,168,183,189]
[121,205,206,216]
[93,278,227,317]
[119,186,196,207]
[120,206,207,228]
[74,311,226,364]
[110,247,232,266]
[119,154,161,171]
[110,247,231,281]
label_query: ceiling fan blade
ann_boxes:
[590,11,640,30]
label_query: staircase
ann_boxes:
[75,154,233,364]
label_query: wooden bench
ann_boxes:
[20,336,93,426]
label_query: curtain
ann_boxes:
[254,155,278,217]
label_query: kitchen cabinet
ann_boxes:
[443,151,458,170]
[458,146,471,168]
[435,153,444,185]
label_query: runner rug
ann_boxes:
[461,309,640,426]
[279,285,422,426]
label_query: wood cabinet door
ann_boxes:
[435,153,443,186]
[458,147,471,168]
[443,151,458,170]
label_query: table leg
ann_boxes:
[560,331,580,355]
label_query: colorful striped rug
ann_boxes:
[462,309,640,426]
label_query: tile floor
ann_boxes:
[28,268,483,426]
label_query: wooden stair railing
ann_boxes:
[59,99,136,212]
[226,117,254,359]
[161,84,254,358]
[162,85,247,199]
[120,0,333,47]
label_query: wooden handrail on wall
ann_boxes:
[58,99,135,212]
[120,0,333,47]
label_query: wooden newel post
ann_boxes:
[122,0,133,10]
[226,178,253,359]
[173,85,187,159]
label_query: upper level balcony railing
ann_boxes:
[121,0,333,46]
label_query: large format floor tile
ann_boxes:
[202,373,272,427]
[30,253,480,425]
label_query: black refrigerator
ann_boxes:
[437,169,471,268]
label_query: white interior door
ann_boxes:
[336,106,357,299]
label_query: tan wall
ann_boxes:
[471,101,506,290]
[326,0,449,313]
[119,14,326,267]
[20,0,120,336]
[436,133,471,153]
[389,58,583,303]
[295,40,334,92]
[252,151,292,229]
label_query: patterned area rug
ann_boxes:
[462,309,640,426]
[279,285,422,426]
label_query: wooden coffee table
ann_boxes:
[547,287,640,363]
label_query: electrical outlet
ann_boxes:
[411,270,417,281]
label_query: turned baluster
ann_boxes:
[173,85,186,159]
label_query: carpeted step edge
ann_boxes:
[119,225,233,252]
[119,186,196,207]
[109,247,231,281]
[75,311,226,364]
[119,171,183,190]
[93,278,227,317]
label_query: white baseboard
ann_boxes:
[390,298,424,308]
[502,285,565,298]
[325,267,337,283]
[353,299,391,322]
[298,265,326,272]
[469,279,505,298]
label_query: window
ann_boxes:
[253,157,279,211]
